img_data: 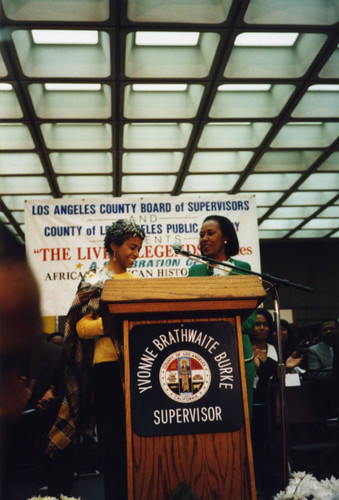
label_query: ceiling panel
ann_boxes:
[0,0,338,242]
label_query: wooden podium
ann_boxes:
[100,275,266,500]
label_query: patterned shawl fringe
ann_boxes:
[46,272,123,457]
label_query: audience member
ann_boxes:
[251,310,304,393]
[0,224,42,420]
[307,319,339,374]
[250,308,276,491]
[46,331,64,346]
[251,309,278,397]
[297,324,319,350]
[6,334,65,488]
[0,222,42,497]
[250,309,304,492]
[271,319,308,374]
[305,319,339,422]
[332,321,339,415]
[272,319,299,362]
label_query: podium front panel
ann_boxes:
[124,316,256,500]
[129,320,244,438]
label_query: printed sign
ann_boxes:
[25,195,260,316]
[129,321,244,437]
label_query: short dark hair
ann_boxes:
[319,319,339,333]
[104,219,145,256]
[202,215,239,256]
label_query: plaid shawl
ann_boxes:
[46,269,123,457]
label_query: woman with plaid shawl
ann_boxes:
[46,219,145,500]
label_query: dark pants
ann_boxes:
[251,387,271,493]
[93,361,127,500]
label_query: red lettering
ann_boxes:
[92,247,101,259]
[154,245,164,258]
[165,245,174,257]
[185,244,199,255]
[77,247,106,260]
[239,246,253,256]
[77,247,87,260]
[63,248,71,260]
[143,245,153,258]
[38,248,71,261]
[40,248,49,261]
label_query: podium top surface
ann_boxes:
[100,275,266,316]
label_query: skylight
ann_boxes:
[130,122,175,126]
[44,84,102,91]
[211,122,252,125]
[308,85,339,91]
[135,31,200,46]
[287,122,323,125]
[0,123,24,126]
[235,32,299,46]
[32,30,99,45]
[0,83,13,91]
[218,84,271,91]
[132,84,188,91]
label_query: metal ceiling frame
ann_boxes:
[0,0,338,241]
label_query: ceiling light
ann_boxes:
[287,122,323,125]
[308,85,339,91]
[211,122,252,125]
[218,84,271,91]
[32,30,99,45]
[132,84,188,91]
[130,122,177,126]
[235,32,298,46]
[135,32,200,46]
[44,84,102,91]
[0,83,13,91]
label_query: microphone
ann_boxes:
[172,243,191,256]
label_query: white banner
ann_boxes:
[25,195,260,317]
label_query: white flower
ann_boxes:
[27,496,82,500]
[292,471,308,480]
[84,271,103,287]
[274,490,287,500]
[274,472,339,500]
[313,485,336,499]
[28,497,58,500]
[285,484,298,496]
[321,477,339,494]
[60,496,82,500]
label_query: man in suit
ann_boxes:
[307,319,339,424]
[307,319,339,372]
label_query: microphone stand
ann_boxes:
[176,248,313,486]
[178,250,313,293]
